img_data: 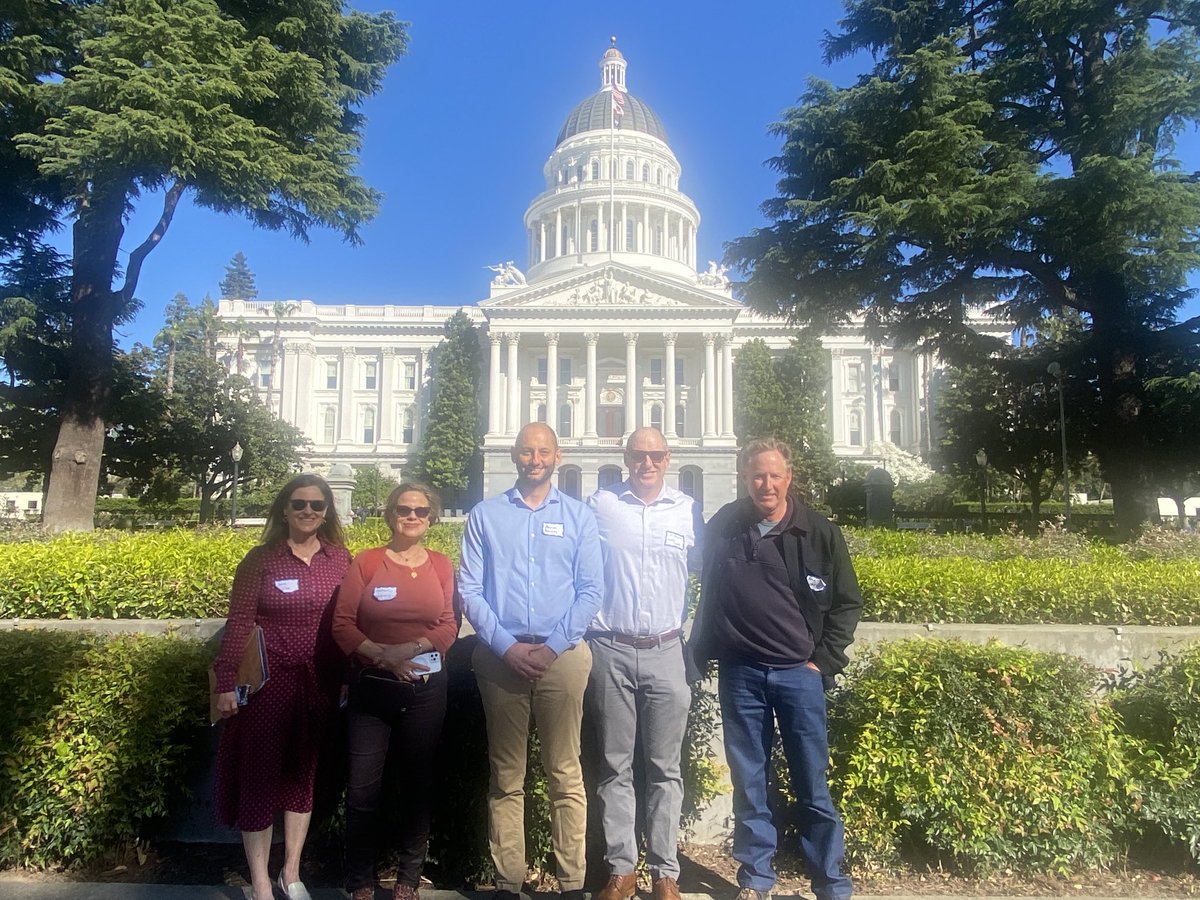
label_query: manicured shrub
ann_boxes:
[0,631,210,867]
[1111,642,1200,863]
[828,639,1125,874]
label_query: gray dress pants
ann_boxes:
[585,635,692,879]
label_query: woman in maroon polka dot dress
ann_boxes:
[213,474,351,900]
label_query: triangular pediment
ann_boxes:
[480,263,742,312]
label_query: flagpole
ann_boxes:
[609,89,615,263]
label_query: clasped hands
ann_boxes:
[503,642,557,681]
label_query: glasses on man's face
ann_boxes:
[393,505,432,520]
[627,450,668,465]
[289,498,328,512]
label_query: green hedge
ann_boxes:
[4,524,1198,625]
[0,631,209,867]
[5,631,1200,876]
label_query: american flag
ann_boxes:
[611,86,626,123]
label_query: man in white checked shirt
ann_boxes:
[586,427,704,900]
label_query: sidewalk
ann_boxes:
[0,885,1145,900]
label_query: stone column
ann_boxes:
[293,344,315,436]
[377,347,396,447]
[721,335,735,436]
[621,202,628,250]
[585,332,599,438]
[487,332,502,436]
[664,333,677,438]
[337,347,357,445]
[506,333,521,436]
[417,346,431,443]
[555,208,562,258]
[624,332,638,436]
[545,332,559,430]
[281,342,300,425]
[539,220,547,264]
[702,334,717,438]
[829,348,844,444]
[866,348,879,446]
[643,206,649,254]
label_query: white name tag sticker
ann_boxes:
[664,531,685,550]
[373,585,397,602]
[807,575,827,592]
[275,578,299,593]
[542,522,565,537]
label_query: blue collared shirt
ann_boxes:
[460,484,604,657]
[586,480,704,635]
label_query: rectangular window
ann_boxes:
[325,361,338,390]
[559,357,572,385]
[403,361,417,391]
[259,372,271,389]
[849,413,863,447]
[650,358,663,385]
[402,408,415,444]
[888,360,901,392]
[322,408,336,444]
[537,357,548,385]
[675,358,684,386]
[846,362,862,394]
[362,407,376,445]
[26,499,37,510]
[364,361,377,391]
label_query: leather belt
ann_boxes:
[513,634,548,644]
[588,628,684,649]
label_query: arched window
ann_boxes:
[650,403,663,431]
[655,167,663,185]
[559,465,582,500]
[598,465,623,489]
[625,159,634,180]
[362,406,376,444]
[642,162,650,182]
[667,173,675,189]
[590,159,600,181]
[889,409,902,446]
[323,407,336,444]
[679,466,704,505]
[848,411,863,447]
[559,402,573,438]
[402,406,415,444]
[588,219,599,252]
[575,164,583,183]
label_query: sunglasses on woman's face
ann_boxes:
[393,505,431,519]
[289,499,328,512]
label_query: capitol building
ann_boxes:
[216,44,1009,516]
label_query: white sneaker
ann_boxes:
[277,872,314,900]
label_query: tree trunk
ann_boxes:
[42,193,126,533]
[165,340,176,397]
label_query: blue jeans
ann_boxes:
[718,661,852,900]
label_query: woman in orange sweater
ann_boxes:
[332,482,458,900]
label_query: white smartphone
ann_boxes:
[410,650,442,674]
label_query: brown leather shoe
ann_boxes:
[596,873,638,900]
[652,877,681,900]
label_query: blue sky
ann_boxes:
[98,1,1199,348]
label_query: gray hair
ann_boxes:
[738,437,793,474]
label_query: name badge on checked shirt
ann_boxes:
[542,522,564,537]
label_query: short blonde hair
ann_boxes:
[738,437,793,474]
[383,482,441,530]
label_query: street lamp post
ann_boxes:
[975,448,988,535]
[230,442,243,527]
[1047,362,1071,530]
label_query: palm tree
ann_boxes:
[268,301,299,416]
[220,317,258,376]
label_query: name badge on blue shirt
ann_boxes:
[542,522,565,537]
[373,585,397,602]
[275,578,299,593]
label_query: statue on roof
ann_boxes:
[486,261,527,287]
[697,260,730,289]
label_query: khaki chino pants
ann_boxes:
[473,639,593,892]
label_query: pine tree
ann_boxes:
[219,252,257,301]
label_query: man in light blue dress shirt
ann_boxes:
[460,422,604,900]
[585,427,704,900]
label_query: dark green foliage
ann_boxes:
[351,465,400,513]
[0,631,210,867]
[728,0,1200,535]
[411,312,485,505]
[218,252,257,301]
[1112,643,1200,862]
[828,639,1125,874]
[733,335,836,491]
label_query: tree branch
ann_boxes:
[989,249,1085,312]
[119,179,186,305]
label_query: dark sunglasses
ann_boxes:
[627,450,668,464]
[392,505,432,519]
[289,499,328,512]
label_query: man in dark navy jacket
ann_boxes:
[690,438,861,900]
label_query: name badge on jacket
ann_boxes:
[542,522,565,537]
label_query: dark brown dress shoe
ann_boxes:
[652,876,681,900]
[596,872,638,900]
